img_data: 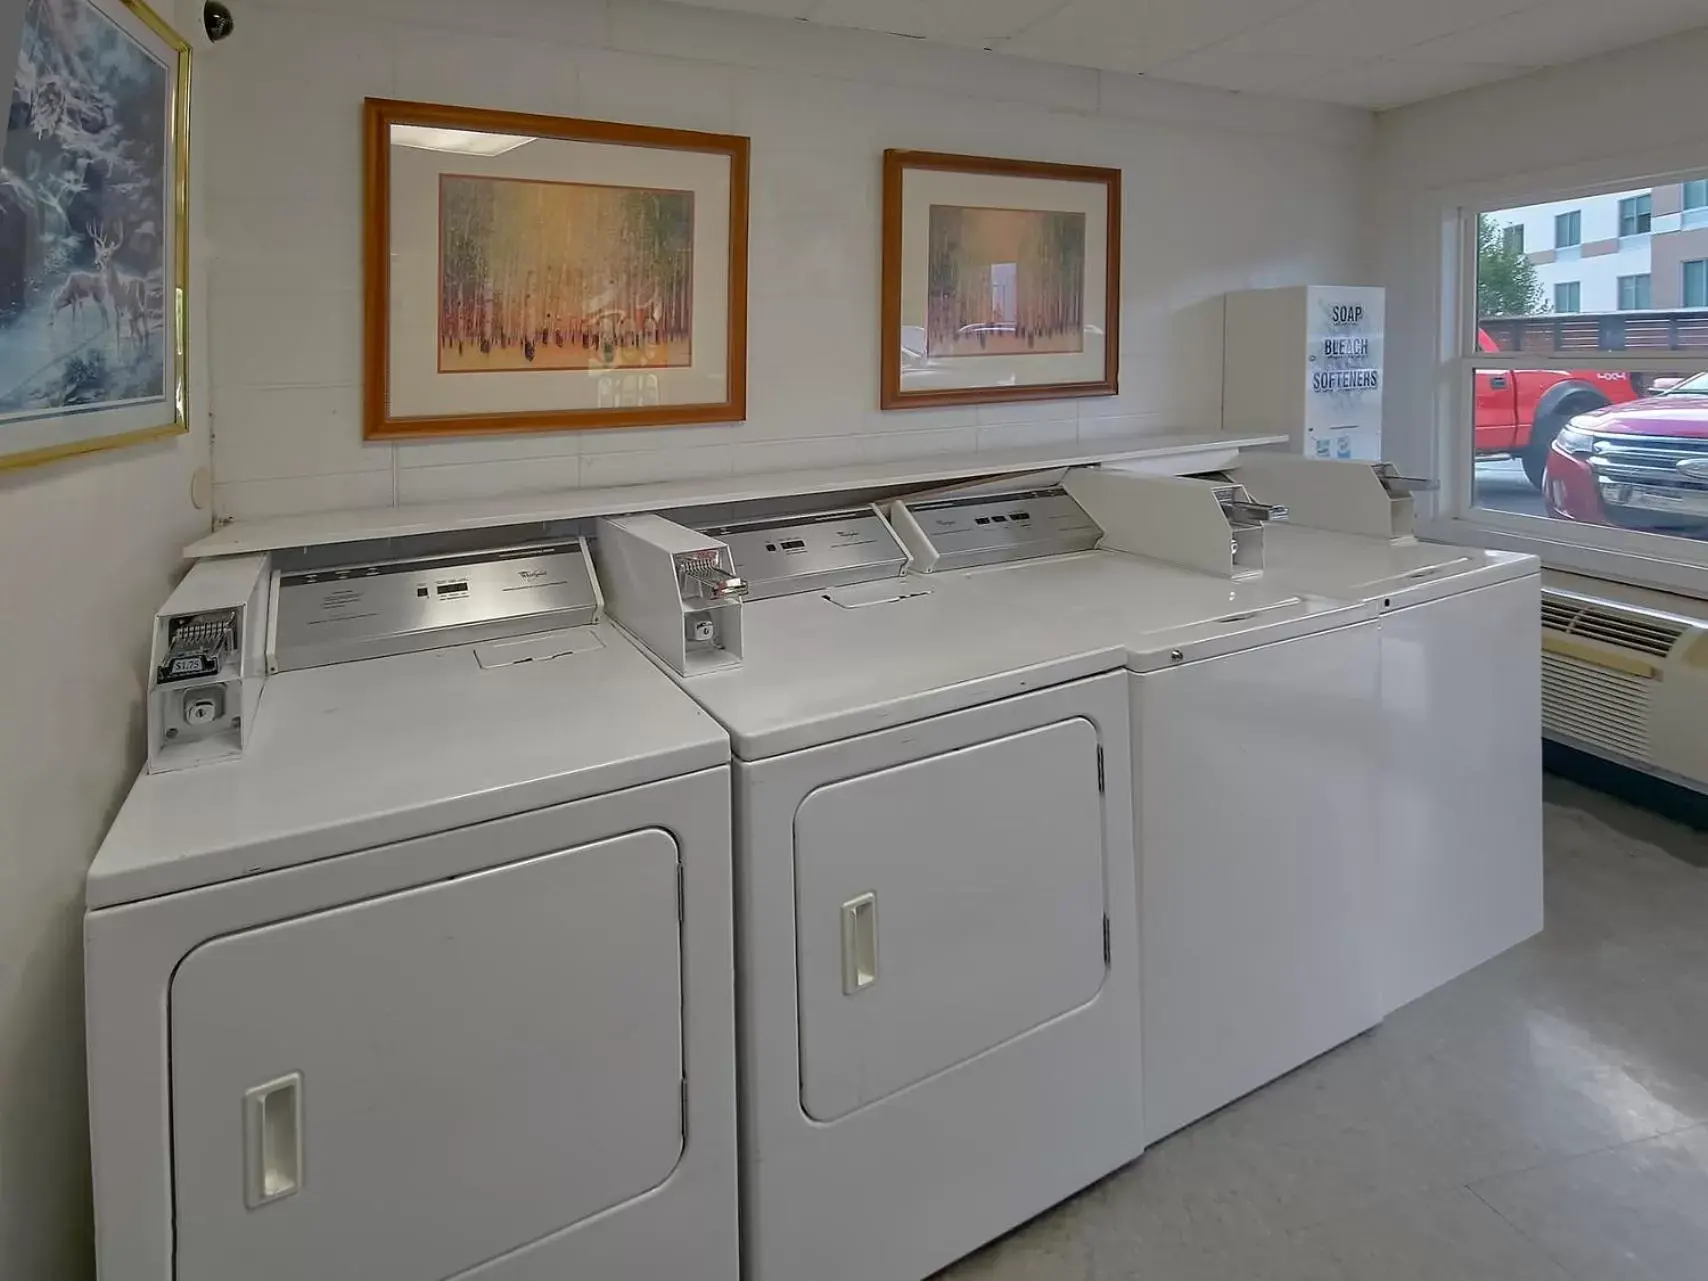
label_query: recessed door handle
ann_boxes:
[244,1073,303,1209]
[841,893,877,994]
[1488,375,1508,389]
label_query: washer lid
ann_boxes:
[682,553,1371,759]
[1260,526,1536,609]
[89,622,728,907]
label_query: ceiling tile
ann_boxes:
[1211,0,1538,60]
[652,0,1708,109]
[665,0,817,15]
[1150,49,1361,96]
[807,0,1068,43]
[999,0,1312,72]
[1404,0,1708,69]
[1288,57,1528,109]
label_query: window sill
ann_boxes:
[1421,513,1708,603]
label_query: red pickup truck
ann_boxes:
[1476,329,1643,488]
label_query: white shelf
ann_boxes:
[186,431,1287,559]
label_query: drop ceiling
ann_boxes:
[662,0,1708,109]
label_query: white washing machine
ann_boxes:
[889,483,1388,1146]
[85,537,739,1281]
[1248,523,1543,1015]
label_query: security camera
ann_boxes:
[203,1,235,41]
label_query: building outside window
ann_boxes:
[1687,260,1708,309]
[1457,170,1708,589]
[1618,193,1653,237]
[1500,224,1524,255]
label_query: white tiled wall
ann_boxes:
[203,0,1375,520]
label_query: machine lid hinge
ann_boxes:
[681,1078,689,1139]
[1096,746,1105,793]
[677,862,685,923]
[1102,915,1111,967]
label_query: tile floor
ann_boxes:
[941,775,1708,1280]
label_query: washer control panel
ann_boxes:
[893,488,1102,571]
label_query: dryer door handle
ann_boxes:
[244,1073,303,1208]
[841,893,878,994]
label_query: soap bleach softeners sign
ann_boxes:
[1304,286,1384,461]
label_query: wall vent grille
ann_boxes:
[1540,652,1653,763]
[1539,597,1684,659]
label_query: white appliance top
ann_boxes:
[1260,527,1536,609]
[89,623,728,908]
[680,553,1372,759]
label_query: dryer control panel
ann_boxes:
[701,508,907,600]
[269,540,601,673]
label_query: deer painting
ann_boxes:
[48,223,119,333]
[47,222,151,349]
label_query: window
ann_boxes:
[1460,175,1708,583]
[1686,180,1708,210]
[1617,274,1652,310]
[1618,193,1653,237]
[1687,260,1708,309]
[1501,224,1524,255]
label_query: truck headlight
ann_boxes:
[1555,422,1596,456]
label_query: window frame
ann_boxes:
[1552,280,1581,313]
[1617,192,1652,237]
[1686,259,1708,310]
[1500,223,1524,255]
[1432,159,1708,601]
[1685,179,1708,211]
[1554,209,1582,248]
[1616,272,1652,310]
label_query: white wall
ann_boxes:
[202,0,1373,520]
[1371,25,1708,488]
[0,3,210,1275]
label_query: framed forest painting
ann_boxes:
[0,0,189,471]
[364,98,750,439]
[882,150,1120,411]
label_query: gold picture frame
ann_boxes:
[0,0,189,473]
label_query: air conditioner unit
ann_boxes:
[1540,570,1708,793]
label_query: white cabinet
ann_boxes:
[1133,622,1384,1143]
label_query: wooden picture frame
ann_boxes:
[363,98,750,440]
[881,149,1120,411]
[0,0,189,472]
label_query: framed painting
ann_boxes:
[882,150,1120,411]
[0,0,189,471]
[364,98,750,440]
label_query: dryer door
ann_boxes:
[170,830,684,1281]
[794,718,1107,1122]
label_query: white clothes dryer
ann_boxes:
[85,537,739,1281]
